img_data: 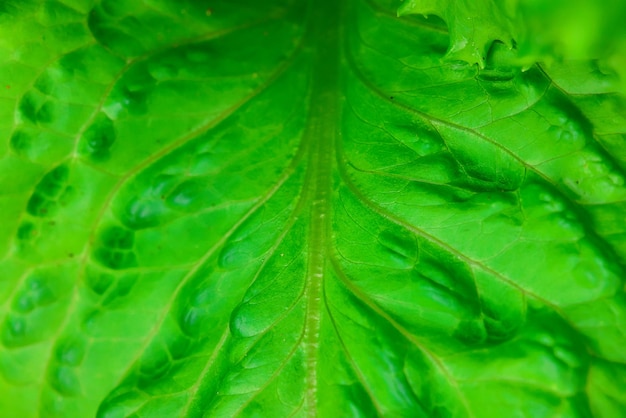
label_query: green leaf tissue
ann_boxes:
[0,0,625,417]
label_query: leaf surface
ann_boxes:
[0,0,625,417]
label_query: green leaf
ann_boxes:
[1,0,625,417]
[398,0,626,89]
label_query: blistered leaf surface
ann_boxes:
[0,0,625,417]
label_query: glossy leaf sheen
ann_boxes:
[0,0,625,417]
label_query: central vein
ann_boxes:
[303,0,340,416]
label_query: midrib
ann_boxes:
[302,0,339,416]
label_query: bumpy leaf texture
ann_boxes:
[0,0,625,417]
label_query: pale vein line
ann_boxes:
[297,0,346,414]
[178,184,313,416]
[323,289,387,416]
[67,14,281,159]
[328,257,475,417]
[338,159,617,345]
[344,38,625,276]
[535,63,626,180]
[34,14,305,412]
[229,331,306,418]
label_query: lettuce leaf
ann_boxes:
[0,0,625,416]
[399,0,626,83]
